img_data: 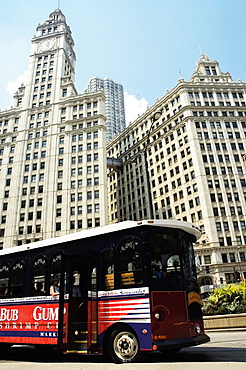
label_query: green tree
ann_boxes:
[202,281,246,315]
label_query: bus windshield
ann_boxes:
[148,230,197,290]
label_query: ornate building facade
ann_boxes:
[0,10,108,249]
[107,55,246,293]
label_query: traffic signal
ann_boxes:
[235,271,240,281]
[205,266,210,274]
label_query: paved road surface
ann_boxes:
[0,331,245,369]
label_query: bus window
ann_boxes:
[149,233,180,278]
[50,252,67,296]
[9,261,25,298]
[0,263,9,299]
[118,238,143,287]
[102,249,114,290]
[181,237,196,281]
[31,255,47,296]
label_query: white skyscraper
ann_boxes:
[0,9,108,249]
[86,77,126,141]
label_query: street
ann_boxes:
[0,331,245,369]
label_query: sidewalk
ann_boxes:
[0,363,245,370]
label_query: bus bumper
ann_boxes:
[153,333,210,351]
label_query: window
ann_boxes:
[9,261,25,297]
[229,253,236,263]
[31,255,47,296]
[204,255,211,265]
[221,254,228,263]
[118,237,143,287]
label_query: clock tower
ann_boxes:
[0,9,108,248]
[23,9,77,109]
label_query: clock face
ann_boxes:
[39,39,55,52]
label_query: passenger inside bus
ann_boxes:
[33,282,45,296]
[50,276,60,298]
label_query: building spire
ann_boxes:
[199,45,203,56]
[58,0,61,10]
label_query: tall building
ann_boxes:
[86,77,126,141]
[0,9,108,249]
[107,55,246,292]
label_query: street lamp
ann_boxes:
[142,111,162,219]
[236,246,244,281]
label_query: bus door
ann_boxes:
[58,253,88,353]
[87,250,98,353]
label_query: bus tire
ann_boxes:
[0,344,11,357]
[107,325,142,363]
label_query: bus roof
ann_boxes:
[0,220,201,257]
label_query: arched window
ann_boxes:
[117,237,144,287]
[9,261,25,298]
[31,255,47,296]
[0,263,10,299]
[50,251,67,295]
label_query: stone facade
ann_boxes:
[0,10,108,249]
[107,55,246,291]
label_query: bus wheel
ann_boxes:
[108,326,142,363]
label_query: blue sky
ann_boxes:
[0,0,246,124]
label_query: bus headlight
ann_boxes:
[195,324,201,334]
[154,310,164,321]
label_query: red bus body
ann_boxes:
[0,220,210,362]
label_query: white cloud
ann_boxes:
[7,70,28,95]
[124,92,148,126]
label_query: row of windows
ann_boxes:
[57,165,99,179]
[189,91,244,99]
[196,121,246,129]
[203,154,242,163]
[213,206,243,217]
[0,252,60,298]
[208,179,246,189]
[56,177,99,191]
[221,252,246,263]
[216,221,246,231]
[26,151,46,160]
[23,174,44,183]
[219,236,245,247]
[70,204,100,214]
[191,101,246,107]
[60,102,97,113]
[27,141,47,150]
[56,218,100,231]
[34,76,52,85]
[210,192,244,202]
[201,142,244,151]
[205,166,244,175]
[198,131,244,139]
[0,118,19,126]
[193,111,246,117]
[59,132,98,143]
[29,121,49,129]
[201,241,246,261]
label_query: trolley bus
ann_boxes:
[0,220,209,362]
